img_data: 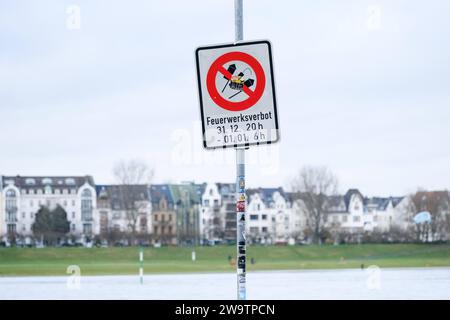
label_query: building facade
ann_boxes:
[150,184,177,245]
[0,175,97,244]
[96,184,152,238]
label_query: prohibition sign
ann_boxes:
[206,51,266,112]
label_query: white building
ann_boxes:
[246,188,293,244]
[199,182,223,243]
[0,175,97,244]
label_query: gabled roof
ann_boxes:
[246,187,285,206]
[344,189,364,209]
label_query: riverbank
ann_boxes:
[1,244,449,276]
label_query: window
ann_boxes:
[342,215,348,223]
[154,226,158,234]
[213,199,219,207]
[25,178,36,185]
[63,200,67,207]
[5,189,18,222]
[22,212,25,219]
[373,215,378,222]
[154,214,158,222]
[29,189,35,195]
[65,178,76,185]
[209,189,213,196]
[83,223,92,235]
[45,185,52,194]
[71,224,76,232]
[30,200,34,207]
[250,214,258,221]
[257,204,261,211]
[333,215,339,223]
[7,224,16,234]
[168,226,173,234]
[250,227,259,233]
[42,178,52,184]
[72,212,76,219]
[204,199,210,207]
[72,200,76,206]
[6,189,16,197]
[81,189,93,221]
[169,214,172,222]
[353,216,361,222]
[162,215,165,222]
[262,227,268,233]
[262,214,267,220]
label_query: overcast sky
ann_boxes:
[1,0,449,196]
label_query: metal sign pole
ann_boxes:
[234,0,246,301]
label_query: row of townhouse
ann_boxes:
[1,175,448,245]
[0,176,206,245]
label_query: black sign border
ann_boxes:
[195,40,280,150]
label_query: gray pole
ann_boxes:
[234,0,246,301]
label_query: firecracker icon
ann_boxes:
[221,64,255,99]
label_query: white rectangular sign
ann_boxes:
[196,40,279,149]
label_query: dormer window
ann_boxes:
[42,178,52,185]
[25,178,36,185]
[65,178,76,185]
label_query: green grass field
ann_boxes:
[1,244,450,276]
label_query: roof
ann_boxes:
[1,175,95,190]
[169,183,201,205]
[247,187,285,206]
[216,183,235,196]
[344,189,364,209]
[96,184,149,210]
[149,184,173,205]
[364,196,405,211]
[326,195,347,213]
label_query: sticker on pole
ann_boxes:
[196,40,279,149]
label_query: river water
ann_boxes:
[1,268,449,299]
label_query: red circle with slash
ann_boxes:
[206,51,266,112]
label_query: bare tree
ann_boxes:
[291,166,338,244]
[411,190,450,241]
[113,160,154,242]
